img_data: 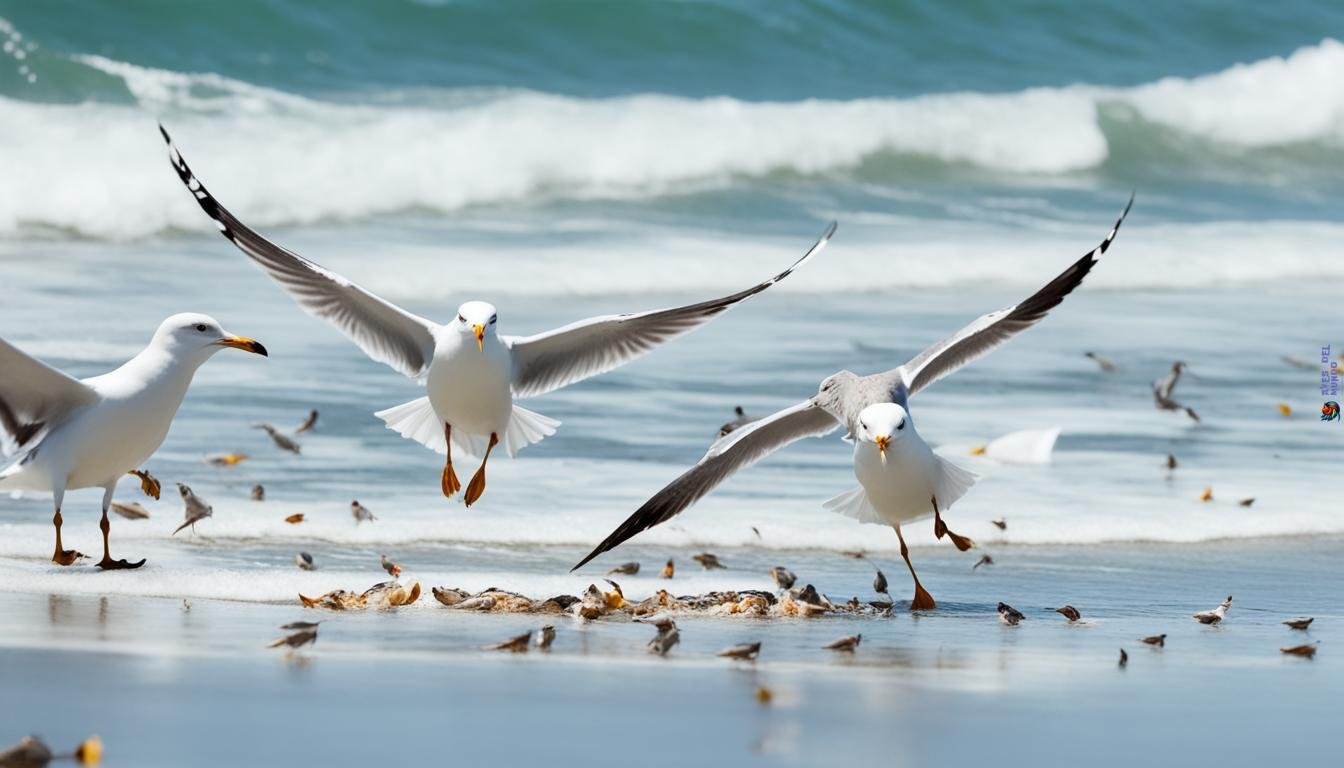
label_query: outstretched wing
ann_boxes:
[160,125,440,381]
[573,400,839,570]
[0,338,99,458]
[506,223,835,399]
[877,194,1132,397]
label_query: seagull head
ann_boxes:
[855,403,910,464]
[455,301,498,351]
[153,313,268,361]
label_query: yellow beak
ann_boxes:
[875,435,890,459]
[215,336,268,356]
[473,324,485,351]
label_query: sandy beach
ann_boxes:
[3,536,1339,766]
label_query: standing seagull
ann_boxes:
[0,315,266,568]
[161,126,833,506]
[574,197,1132,611]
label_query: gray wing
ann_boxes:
[573,400,840,570]
[874,195,1131,398]
[505,223,835,399]
[160,126,439,380]
[0,337,99,459]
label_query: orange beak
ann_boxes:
[473,324,485,351]
[875,435,890,461]
[215,336,268,356]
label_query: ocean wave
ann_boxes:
[0,39,1340,239]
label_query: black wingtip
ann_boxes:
[158,122,171,144]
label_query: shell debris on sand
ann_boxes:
[110,501,150,520]
[300,581,421,610]
[284,513,305,525]
[1280,643,1318,657]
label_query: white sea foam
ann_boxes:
[0,40,1340,240]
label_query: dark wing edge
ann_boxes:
[571,400,839,571]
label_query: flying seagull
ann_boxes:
[574,196,1133,612]
[161,125,834,506]
[1152,362,1199,421]
[0,315,266,568]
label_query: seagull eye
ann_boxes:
[458,314,466,323]
[195,324,208,332]
[897,420,905,431]
[489,316,497,325]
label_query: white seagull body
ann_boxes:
[161,125,834,505]
[577,196,1134,610]
[0,314,267,568]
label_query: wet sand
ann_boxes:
[1,536,1338,767]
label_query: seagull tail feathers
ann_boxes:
[502,404,560,458]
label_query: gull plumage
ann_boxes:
[161,125,833,506]
[576,196,1133,610]
[0,314,267,568]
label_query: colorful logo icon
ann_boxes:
[1323,401,1341,422]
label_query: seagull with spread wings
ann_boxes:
[575,197,1132,608]
[161,126,833,506]
[0,315,267,568]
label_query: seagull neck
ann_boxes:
[108,344,207,396]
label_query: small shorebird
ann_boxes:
[606,562,640,576]
[873,568,890,601]
[251,484,265,501]
[536,625,556,650]
[1193,596,1232,625]
[295,409,319,434]
[1,314,265,567]
[973,554,994,570]
[269,623,318,650]
[284,513,304,524]
[770,566,796,591]
[693,553,726,570]
[1238,497,1255,507]
[164,124,832,507]
[381,555,403,577]
[1084,351,1118,372]
[1166,454,1178,472]
[824,634,861,652]
[660,559,675,579]
[1283,618,1314,630]
[646,619,680,656]
[1118,648,1128,668]
[576,198,1133,612]
[1152,362,1199,422]
[998,602,1025,625]
[111,501,150,520]
[295,552,315,570]
[254,423,301,455]
[206,452,248,467]
[991,518,1007,531]
[351,500,376,524]
[172,483,214,536]
[1055,605,1081,622]
[1140,634,1166,646]
[718,406,756,438]
[281,621,320,631]
[485,631,532,653]
[718,642,762,661]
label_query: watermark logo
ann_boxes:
[1322,345,1340,422]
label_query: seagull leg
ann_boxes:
[931,495,975,552]
[441,423,461,497]
[95,486,145,570]
[464,432,499,507]
[894,524,936,610]
[50,497,83,566]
